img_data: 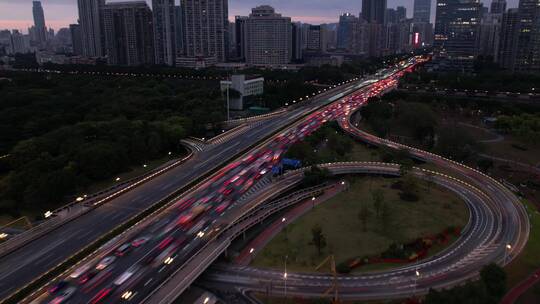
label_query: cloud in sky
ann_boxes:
[0,0,520,32]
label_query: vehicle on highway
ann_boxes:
[131,236,151,248]
[95,256,116,270]
[48,286,76,304]
[114,243,131,256]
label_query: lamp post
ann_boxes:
[284,255,288,299]
[505,243,512,264]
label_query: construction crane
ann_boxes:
[315,255,339,303]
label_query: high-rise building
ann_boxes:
[306,25,326,52]
[514,0,540,72]
[491,0,507,14]
[478,13,503,60]
[32,1,47,46]
[244,5,292,66]
[78,0,105,57]
[235,16,248,60]
[396,6,407,22]
[434,0,482,70]
[498,8,520,69]
[174,5,183,56]
[153,0,176,65]
[337,13,358,50]
[386,9,397,24]
[10,30,30,54]
[102,1,154,66]
[70,24,83,55]
[413,0,431,23]
[291,22,303,61]
[179,0,229,64]
[361,0,387,24]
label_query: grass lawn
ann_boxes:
[250,176,469,273]
[483,136,540,166]
[503,200,540,303]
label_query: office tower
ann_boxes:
[337,13,358,50]
[10,30,29,54]
[235,16,248,59]
[78,0,105,57]
[291,22,303,61]
[244,6,292,66]
[32,1,47,46]
[70,24,83,55]
[306,25,326,52]
[396,6,407,22]
[386,9,397,24]
[362,0,387,24]
[498,8,520,69]
[413,0,431,23]
[174,5,183,56]
[478,13,503,60]
[514,0,540,72]
[491,0,507,14]
[412,22,434,47]
[153,0,176,65]
[434,0,482,70]
[102,1,154,66]
[179,0,229,63]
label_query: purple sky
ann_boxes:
[0,0,519,32]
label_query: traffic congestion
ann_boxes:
[34,58,420,304]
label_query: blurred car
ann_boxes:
[95,256,116,270]
[114,243,131,256]
[48,287,76,304]
[131,236,151,248]
[48,281,68,294]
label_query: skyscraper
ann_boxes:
[32,1,47,46]
[498,8,520,69]
[413,0,431,23]
[514,0,540,72]
[491,0,507,14]
[153,0,176,66]
[179,0,229,64]
[306,25,326,52]
[337,13,358,50]
[361,0,387,24]
[235,16,248,60]
[78,0,105,57]
[396,6,407,22]
[102,1,154,66]
[70,24,83,55]
[434,0,481,70]
[244,5,292,66]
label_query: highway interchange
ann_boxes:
[1,57,529,303]
[0,62,390,303]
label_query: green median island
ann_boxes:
[250,176,469,274]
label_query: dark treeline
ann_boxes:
[0,71,225,216]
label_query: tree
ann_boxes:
[380,201,391,232]
[358,203,371,232]
[480,263,507,300]
[372,189,384,218]
[400,175,420,202]
[310,224,327,256]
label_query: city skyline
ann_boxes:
[0,0,519,32]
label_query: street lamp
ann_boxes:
[505,244,512,263]
[44,211,53,218]
[284,255,288,299]
[115,177,121,182]
[250,248,254,254]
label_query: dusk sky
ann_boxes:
[0,0,520,33]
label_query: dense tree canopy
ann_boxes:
[0,71,226,215]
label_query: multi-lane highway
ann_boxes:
[17,60,421,304]
[0,60,413,304]
[198,63,530,301]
